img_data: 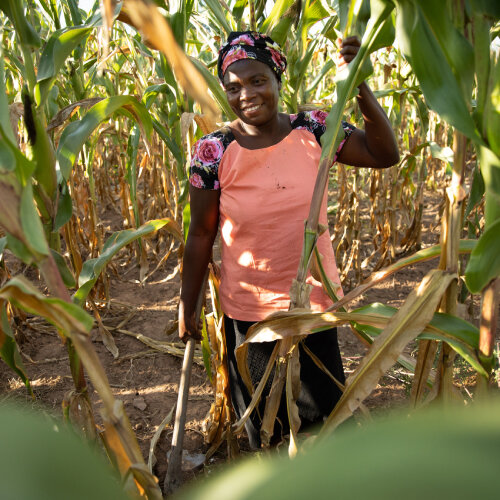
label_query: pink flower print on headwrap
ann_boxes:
[221,46,255,75]
[230,34,255,46]
[269,48,286,72]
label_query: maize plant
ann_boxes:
[0,0,498,496]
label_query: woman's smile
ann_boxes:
[241,103,262,115]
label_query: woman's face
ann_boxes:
[223,59,280,127]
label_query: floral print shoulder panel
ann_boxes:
[189,127,235,190]
[289,110,355,151]
[189,111,356,190]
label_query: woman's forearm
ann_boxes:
[179,231,216,340]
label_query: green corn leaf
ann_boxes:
[202,0,234,35]
[416,0,474,102]
[67,0,84,25]
[269,16,296,48]
[5,235,33,265]
[0,140,15,171]
[182,202,191,244]
[352,303,486,377]
[152,119,183,165]
[35,26,93,108]
[189,57,236,120]
[484,53,500,159]
[478,146,500,227]
[464,164,485,219]
[20,182,49,258]
[74,219,182,306]
[54,184,73,231]
[142,83,170,109]
[0,0,41,48]
[324,269,456,432]
[56,96,153,180]
[126,125,141,229]
[321,0,395,162]
[0,276,93,334]
[260,0,296,35]
[465,218,500,293]
[0,50,16,144]
[473,12,492,139]
[49,249,76,289]
[0,236,6,255]
[394,1,481,143]
[469,0,500,17]
[0,302,32,395]
[178,401,500,500]
[0,404,129,500]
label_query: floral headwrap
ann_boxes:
[217,31,287,82]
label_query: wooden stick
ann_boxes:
[164,271,208,494]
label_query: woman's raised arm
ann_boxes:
[334,36,400,169]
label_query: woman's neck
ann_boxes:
[231,113,292,149]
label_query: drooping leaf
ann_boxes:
[352,303,486,377]
[416,0,474,101]
[74,219,182,305]
[327,240,476,312]
[56,96,153,180]
[121,0,220,120]
[35,27,93,107]
[0,302,32,395]
[0,276,93,334]
[323,270,456,432]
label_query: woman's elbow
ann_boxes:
[376,149,400,169]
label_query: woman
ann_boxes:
[179,32,399,448]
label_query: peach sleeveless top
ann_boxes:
[189,111,354,321]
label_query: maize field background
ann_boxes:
[0,0,499,498]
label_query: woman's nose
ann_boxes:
[239,85,255,100]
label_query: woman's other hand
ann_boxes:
[178,301,202,343]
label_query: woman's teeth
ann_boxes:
[244,105,260,112]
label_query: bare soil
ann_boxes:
[0,184,488,493]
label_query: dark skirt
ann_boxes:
[224,315,345,449]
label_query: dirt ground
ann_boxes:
[0,182,491,493]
